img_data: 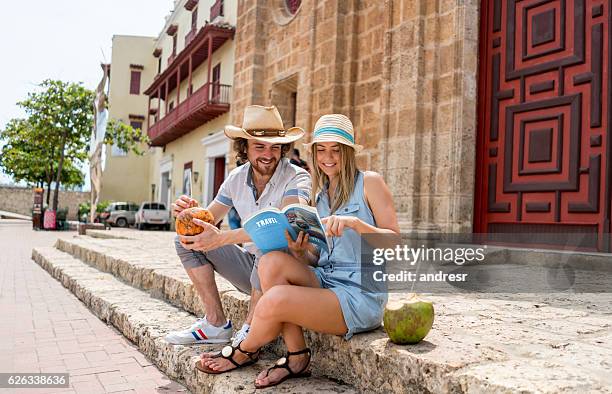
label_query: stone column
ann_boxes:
[380,0,480,234]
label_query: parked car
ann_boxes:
[100,202,139,228]
[135,202,171,230]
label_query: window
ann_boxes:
[130,121,143,131]
[183,162,193,196]
[212,63,221,101]
[172,34,177,56]
[192,7,198,30]
[285,0,301,14]
[129,70,141,94]
[211,0,224,20]
[157,57,162,74]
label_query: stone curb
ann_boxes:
[50,236,612,393]
[55,237,470,392]
[32,246,356,394]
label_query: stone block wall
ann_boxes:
[0,186,90,221]
[231,0,480,233]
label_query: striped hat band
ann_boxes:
[313,127,355,144]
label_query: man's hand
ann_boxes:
[172,195,199,217]
[321,215,357,237]
[178,219,224,252]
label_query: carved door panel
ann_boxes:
[475,0,612,251]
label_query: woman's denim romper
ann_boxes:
[312,171,388,339]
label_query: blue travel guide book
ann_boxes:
[243,204,330,255]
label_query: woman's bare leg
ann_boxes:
[203,284,348,387]
[201,251,320,366]
[258,252,320,352]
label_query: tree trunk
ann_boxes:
[52,129,69,212]
[46,146,55,206]
[46,180,51,205]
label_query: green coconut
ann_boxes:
[383,294,434,344]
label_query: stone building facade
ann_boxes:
[231,0,480,233]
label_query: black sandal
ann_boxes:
[196,342,260,374]
[254,348,312,389]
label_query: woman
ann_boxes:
[197,114,399,389]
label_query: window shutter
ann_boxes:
[192,7,198,30]
[130,71,141,94]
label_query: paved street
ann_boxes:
[0,220,187,394]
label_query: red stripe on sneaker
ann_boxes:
[197,329,207,339]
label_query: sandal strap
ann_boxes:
[287,347,311,357]
[237,343,260,361]
[219,343,260,368]
[264,348,311,377]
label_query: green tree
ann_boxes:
[0,79,149,214]
[18,80,93,212]
[0,118,84,204]
[105,118,149,155]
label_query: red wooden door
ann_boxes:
[475,0,612,251]
[212,157,226,198]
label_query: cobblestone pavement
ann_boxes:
[0,220,187,394]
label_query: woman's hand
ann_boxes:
[285,230,316,261]
[171,195,199,217]
[321,215,357,237]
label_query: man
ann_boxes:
[166,105,311,346]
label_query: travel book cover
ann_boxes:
[243,204,330,255]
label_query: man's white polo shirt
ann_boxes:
[214,158,311,257]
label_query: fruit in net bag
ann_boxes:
[175,207,215,236]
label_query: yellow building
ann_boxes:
[100,35,157,204]
[102,0,236,213]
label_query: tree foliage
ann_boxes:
[0,79,149,212]
[105,118,150,155]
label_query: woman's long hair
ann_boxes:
[309,143,358,213]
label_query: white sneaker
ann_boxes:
[165,317,232,345]
[231,323,250,347]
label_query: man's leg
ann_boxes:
[185,264,225,326]
[167,237,255,344]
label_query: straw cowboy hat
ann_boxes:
[304,114,363,152]
[224,105,305,144]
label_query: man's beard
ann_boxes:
[251,157,279,176]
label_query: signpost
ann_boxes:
[32,188,43,230]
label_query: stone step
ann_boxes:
[32,246,356,394]
[52,235,612,393]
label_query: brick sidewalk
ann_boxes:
[0,220,187,394]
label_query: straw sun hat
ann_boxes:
[224,105,305,144]
[303,114,363,152]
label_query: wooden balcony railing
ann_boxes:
[148,83,231,146]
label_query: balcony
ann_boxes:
[145,23,234,97]
[144,22,235,146]
[147,82,231,146]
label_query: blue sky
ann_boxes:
[0,0,173,185]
